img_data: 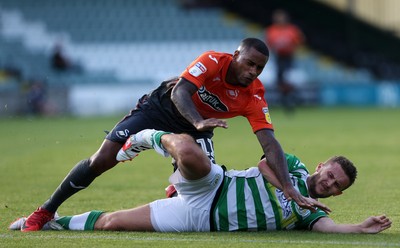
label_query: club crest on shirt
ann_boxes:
[212,76,221,82]
[294,202,311,218]
[189,62,207,77]
[262,107,272,124]
[226,89,239,99]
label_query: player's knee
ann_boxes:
[89,151,120,174]
[175,135,199,161]
[89,139,122,168]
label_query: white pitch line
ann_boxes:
[1,233,399,247]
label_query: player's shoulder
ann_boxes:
[202,50,231,57]
[253,78,265,87]
[194,51,232,73]
[199,51,232,62]
[249,78,266,93]
[285,153,309,173]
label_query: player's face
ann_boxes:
[307,161,351,198]
[230,47,268,87]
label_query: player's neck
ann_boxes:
[225,65,236,86]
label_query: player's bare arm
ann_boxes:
[171,78,227,131]
[312,215,391,234]
[255,129,297,195]
[257,158,282,188]
[256,129,331,214]
[257,156,330,214]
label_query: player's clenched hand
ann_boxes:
[284,187,331,214]
[194,118,228,131]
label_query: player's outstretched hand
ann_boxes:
[284,187,331,214]
[360,215,392,234]
[195,118,228,131]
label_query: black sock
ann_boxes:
[42,159,98,212]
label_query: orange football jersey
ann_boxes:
[180,51,273,133]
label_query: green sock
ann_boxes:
[152,131,171,157]
[55,216,72,229]
[85,210,104,230]
[56,210,103,230]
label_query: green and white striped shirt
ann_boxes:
[212,154,327,231]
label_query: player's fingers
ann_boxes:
[216,120,228,128]
[292,197,317,212]
[314,203,331,214]
[372,215,386,223]
[383,221,392,229]
[379,215,391,225]
[302,198,331,214]
[216,123,228,128]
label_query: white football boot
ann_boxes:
[116,129,170,162]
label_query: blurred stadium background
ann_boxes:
[0,0,399,117]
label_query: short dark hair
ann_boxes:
[326,156,358,189]
[239,38,269,57]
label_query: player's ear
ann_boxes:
[315,162,324,172]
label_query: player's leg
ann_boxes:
[46,205,154,231]
[95,205,154,231]
[161,133,211,180]
[29,205,152,231]
[42,139,121,212]
[117,130,211,180]
[22,139,122,232]
[21,110,152,232]
[277,55,296,113]
[166,135,215,197]
[44,132,218,232]
[45,198,191,232]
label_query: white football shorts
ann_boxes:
[150,163,224,232]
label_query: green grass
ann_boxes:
[0,107,399,247]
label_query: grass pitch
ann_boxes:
[0,107,399,247]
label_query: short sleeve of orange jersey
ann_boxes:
[245,83,274,132]
[180,51,222,88]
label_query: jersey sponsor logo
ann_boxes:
[189,62,207,77]
[116,129,130,139]
[198,86,228,112]
[208,54,218,64]
[276,189,293,219]
[262,107,272,124]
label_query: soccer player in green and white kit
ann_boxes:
[10,130,391,233]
